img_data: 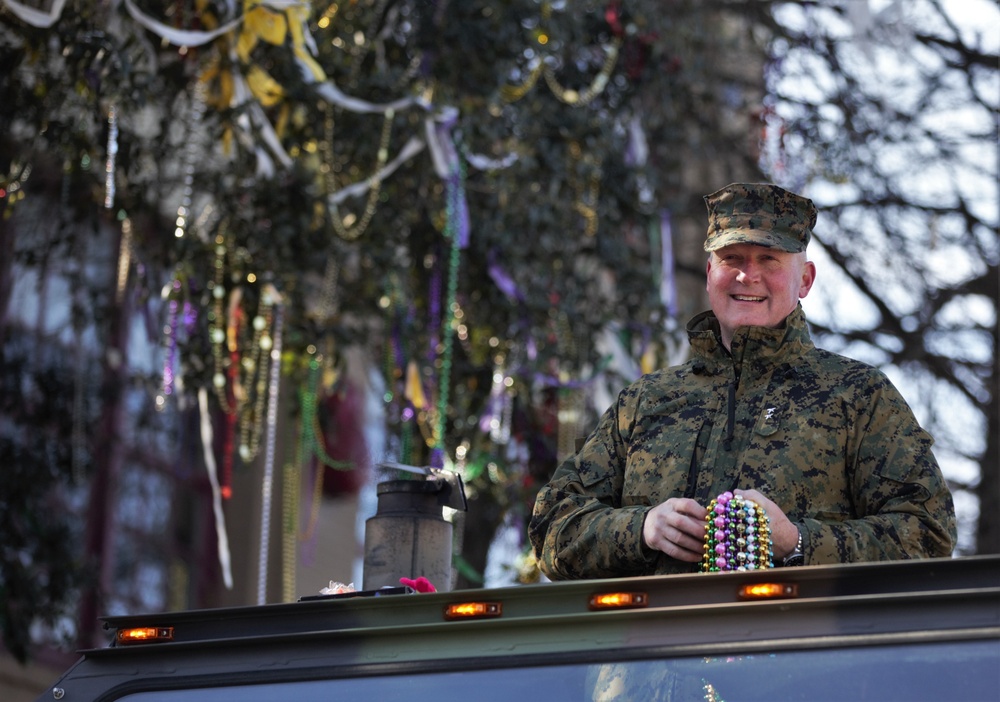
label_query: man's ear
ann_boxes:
[799,260,817,299]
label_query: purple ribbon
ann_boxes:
[487,250,524,302]
[660,209,677,318]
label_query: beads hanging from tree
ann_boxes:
[203,224,282,497]
[157,277,183,410]
[501,2,621,106]
[174,83,207,240]
[379,272,417,465]
[567,141,601,237]
[0,159,31,218]
[256,297,284,606]
[103,103,118,210]
[430,159,466,468]
[326,107,395,241]
[237,286,277,463]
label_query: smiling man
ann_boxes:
[529,183,957,580]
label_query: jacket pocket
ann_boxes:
[623,397,700,506]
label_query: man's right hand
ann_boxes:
[642,498,709,562]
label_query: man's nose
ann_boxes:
[736,263,760,283]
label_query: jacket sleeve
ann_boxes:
[802,377,957,565]
[528,389,657,580]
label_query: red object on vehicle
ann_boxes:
[399,576,436,593]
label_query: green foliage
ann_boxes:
[0,342,88,663]
[3,0,721,641]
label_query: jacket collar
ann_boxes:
[686,304,815,375]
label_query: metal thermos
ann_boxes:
[362,470,466,592]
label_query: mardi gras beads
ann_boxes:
[700,491,774,573]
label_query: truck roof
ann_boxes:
[38,555,1000,702]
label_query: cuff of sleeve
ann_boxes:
[632,507,661,567]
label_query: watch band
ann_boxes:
[781,525,804,567]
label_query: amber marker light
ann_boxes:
[443,602,502,621]
[738,582,799,600]
[116,627,175,645]
[588,592,648,610]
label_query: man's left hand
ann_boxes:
[734,488,799,560]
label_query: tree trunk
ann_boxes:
[976,312,1000,555]
[76,224,129,649]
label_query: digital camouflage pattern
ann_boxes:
[529,305,957,580]
[703,183,817,253]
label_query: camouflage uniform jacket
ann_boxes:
[529,305,957,580]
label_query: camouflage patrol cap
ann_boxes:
[703,183,817,253]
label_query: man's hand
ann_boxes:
[643,498,709,562]
[734,488,799,560]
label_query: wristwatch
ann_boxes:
[781,525,804,567]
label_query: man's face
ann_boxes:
[706,243,816,349]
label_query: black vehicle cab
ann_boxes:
[37,555,1000,702]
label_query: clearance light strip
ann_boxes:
[738,582,799,600]
[116,627,175,645]
[444,602,503,621]
[589,592,649,610]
